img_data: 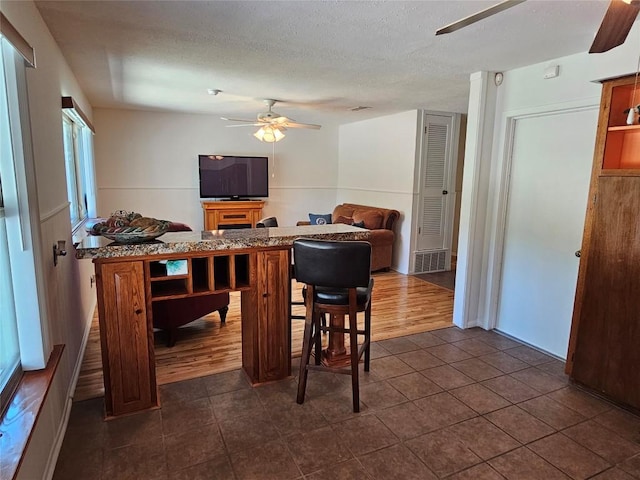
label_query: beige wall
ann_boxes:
[1,2,97,479]
[337,110,421,273]
[93,108,341,229]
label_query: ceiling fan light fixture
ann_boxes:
[254,126,285,142]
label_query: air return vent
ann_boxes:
[414,250,447,273]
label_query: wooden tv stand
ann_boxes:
[202,200,264,230]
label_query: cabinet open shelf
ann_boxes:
[607,124,640,132]
[146,252,252,300]
[602,125,640,170]
[602,81,640,170]
[151,279,190,298]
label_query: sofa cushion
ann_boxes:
[334,215,354,225]
[309,213,332,225]
[332,205,355,222]
[168,222,192,232]
[353,209,384,230]
[333,215,366,229]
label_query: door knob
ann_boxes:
[442,190,449,195]
[575,250,581,258]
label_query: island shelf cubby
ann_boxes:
[146,252,252,301]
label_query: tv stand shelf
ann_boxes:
[202,200,264,230]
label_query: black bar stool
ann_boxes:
[293,238,373,412]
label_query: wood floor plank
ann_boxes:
[73,271,454,401]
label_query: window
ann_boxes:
[0,161,21,417]
[1,23,47,415]
[62,101,95,228]
[0,37,23,414]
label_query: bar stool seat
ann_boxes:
[294,238,373,413]
[309,283,372,305]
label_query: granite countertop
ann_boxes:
[75,224,370,260]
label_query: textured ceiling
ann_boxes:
[34,0,617,125]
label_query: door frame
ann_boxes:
[484,104,599,331]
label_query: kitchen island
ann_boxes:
[76,225,369,418]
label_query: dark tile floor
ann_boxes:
[53,327,640,480]
[413,270,456,291]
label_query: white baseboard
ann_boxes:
[42,396,73,480]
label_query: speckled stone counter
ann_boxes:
[75,224,369,259]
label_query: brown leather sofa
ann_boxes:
[298,203,400,272]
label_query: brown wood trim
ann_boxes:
[0,344,65,480]
[600,169,640,177]
[61,96,95,133]
[0,12,35,68]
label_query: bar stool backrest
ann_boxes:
[256,216,279,228]
[293,239,371,289]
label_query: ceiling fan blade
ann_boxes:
[589,0,640,53]
[225,123,263,127]
[220,117,257,123]
[435,0,526,35]
[282,121,322,130]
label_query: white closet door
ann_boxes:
[496,108,597,358]
[416,114,455,253]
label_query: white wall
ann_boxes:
[338,110,420,273]
[1,2,97,479]
[94,109,340,229]
[456,23,640,355]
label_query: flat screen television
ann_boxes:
[199,155,269,200]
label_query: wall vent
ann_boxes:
[414,249,447,273]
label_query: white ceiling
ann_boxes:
[35,0,616,125]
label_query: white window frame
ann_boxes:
[62,105,95,229]
[0,36,49,383]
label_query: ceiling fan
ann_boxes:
[435,0,640,54]
[222,99,321,142]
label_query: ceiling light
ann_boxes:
[254,126,285,142]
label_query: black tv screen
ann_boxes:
[199,155,269,199]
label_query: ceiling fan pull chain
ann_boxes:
[272,141,276,178]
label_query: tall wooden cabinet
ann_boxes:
[567,75,640,410]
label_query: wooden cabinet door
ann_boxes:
[242,249,290,383]
[96,261,157,416]
[570,176,640,409]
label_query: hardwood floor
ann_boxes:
[73,270,454,401]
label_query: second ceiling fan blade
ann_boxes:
[589,0,640,54]
[436,0,526,36]
[283,121,322,130]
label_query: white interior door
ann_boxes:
[496,108,597,358]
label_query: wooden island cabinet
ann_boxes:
[76,225,368,418]
[566,74,640,411]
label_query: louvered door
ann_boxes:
[414,113,458,272]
